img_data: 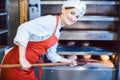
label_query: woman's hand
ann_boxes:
[60,57,77,66]
[69,59,77,67]
[19,58,31,70]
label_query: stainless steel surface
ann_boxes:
[41,1,120,5]
[78,16,119,21]
[42,65,114,80]
[28,0,41,20]
[60,31,117,40]
[0,46,9,53]
[8,0,19,47]
[57,46,113,55]
[0,29,8,35]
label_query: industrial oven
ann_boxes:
[40,1,120,80]
[42,35,118,80]
[1,0,119,80]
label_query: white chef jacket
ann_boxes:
[14,15,62,63]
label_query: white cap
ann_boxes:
[62,0,86,17]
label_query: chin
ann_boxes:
[68,24,72,26]
[66,22,74,25]
[65,20,74,26]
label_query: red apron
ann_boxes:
[1,16,59,80]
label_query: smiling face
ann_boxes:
[60,7,80,27]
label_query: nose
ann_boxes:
[72,18,77,23]
[70,17,77,23]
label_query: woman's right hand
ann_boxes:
[19,58,31,70]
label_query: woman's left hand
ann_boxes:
[69,60,77,67]
[60,57,77,66]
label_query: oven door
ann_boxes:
[42,65,114,80]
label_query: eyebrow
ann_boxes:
[65,7,75,9]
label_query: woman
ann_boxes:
[1,0,86,80]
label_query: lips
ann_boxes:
[67,17,75,25]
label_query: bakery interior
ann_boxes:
[0,0,120,80]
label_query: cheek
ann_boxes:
[63,14,69,22]
[64,14,76,25]
[74,19,78,23]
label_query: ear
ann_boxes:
[61,8,66,14]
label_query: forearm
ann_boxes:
[60,57,73,62]
[18,44,31,70]
[18,44,26,60]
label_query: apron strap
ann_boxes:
[39,56,43,80]
[38,16,59,80]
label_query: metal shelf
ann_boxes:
[0,0,10,54]
[57,52,113,56]
[0,46,9,53]
[57,46,113,55]
[0,12,7,16]
[0,29,8,34]
[41,1,120,5]
[78,16,119,21]
[60,31,117,40]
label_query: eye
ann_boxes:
[76,15,80,19]
[70,11,80,19]
[70,11,75,15]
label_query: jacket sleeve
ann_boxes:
[47,42,61,63]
